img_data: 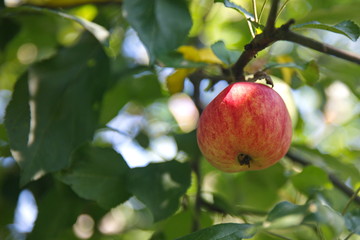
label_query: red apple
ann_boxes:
[197,82,292,172]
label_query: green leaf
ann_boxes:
[0,17,20,51]
[296,60,319,85]
[264,62,305,71]
[176,223,257,240]
[214,164,287,212]
[5,32,110,185]
[156,209,213,240]
[123,0,192,62]
[135,131,150,149]
[174,130,201,159]
[60,145,131,209]
[303,201,345,236]
[345,209,360,235]
[99,70,162,124]
[266,201,307,228]
[128,160,191,222]
[292,20,360,41]
[28,183,85,240]
[5,6,109,44]
[158,51,207,68]
[215,0,254,20]
[291,166,329,195]
[211,41,241,66]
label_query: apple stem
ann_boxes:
[237,153,252,168]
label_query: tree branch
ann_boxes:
[280,31,360,64]
[264,0,280,34]
[230,0,360,81]
[286,151,360,205]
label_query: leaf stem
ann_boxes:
[276,0,290,20]
[258,0,268,23]
[252,0,258,23]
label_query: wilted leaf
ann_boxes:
[176,223,257,240]
[128,160,191,222]
[5,32,109,185]
[123,0,192,62]
[60,145,131,209]
[211,41,241,66]
[293,20,360,41]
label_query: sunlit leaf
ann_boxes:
[176,223,257,240]
[6,6,109,43]
[304,201,345,236]
[128,160,191,222]
[166,68,194,94]
[211,41,241,66]
[123,0,192,62]
[266,201,307,228]
[215,0,254,20]
[178,46,222,64]
[293,20,360,41]
[60,145,131,209]
[22,0,121,7]
[5,32,109,185]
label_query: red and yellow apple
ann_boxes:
[197,82,292,172]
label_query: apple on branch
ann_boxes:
[197,82,292,172]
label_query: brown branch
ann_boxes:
[264,0,280,34]
[231,19,294,80]
[230,0,360,81]
[286,151,360,205]
[279,31,360,64]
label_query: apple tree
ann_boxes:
[0,0,360,239]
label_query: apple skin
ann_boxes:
[197,82,292,172]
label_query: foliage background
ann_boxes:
[0,0,359,239]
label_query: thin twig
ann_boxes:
[286,151,360,205]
